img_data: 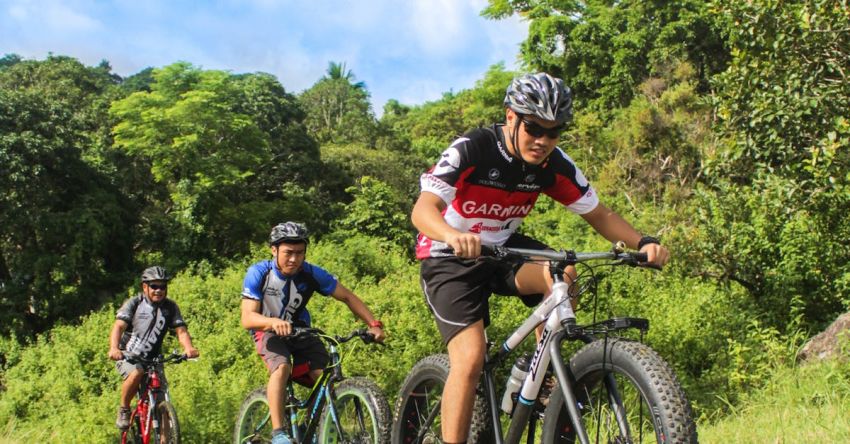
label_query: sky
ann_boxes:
[2,0,529,115]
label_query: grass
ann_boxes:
[698,358,850,443]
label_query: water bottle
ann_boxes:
[500,353,530,414]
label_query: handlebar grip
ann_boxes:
[630,252,663,270]
[480,245,497,257]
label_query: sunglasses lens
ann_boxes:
[150,284,166,290]
[522,118,562,139]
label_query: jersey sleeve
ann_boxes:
[241,261,271,300]
[168,301,188,329]
[304,263,339,296]
[544,149,600,215]
[116,296,140,323]
[419,136,475,205]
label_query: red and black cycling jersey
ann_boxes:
[416,124,598,259]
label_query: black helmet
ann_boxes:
[504,73,573,124]
[269,221,309,246]
[141,266,170,283]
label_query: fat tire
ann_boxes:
[391,354,493,444]
[319,377,391,443]
[541,338,697,443]
[155,401,181,444]
[234,387,273,444]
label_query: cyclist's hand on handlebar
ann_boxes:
[367,326,386,343]
[183,346,199,359]
[447,232,481,258]
[639,243,669,269]
[268,318,293,336]
[108,347,124,361]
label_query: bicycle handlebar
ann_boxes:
[480,243,661,270]
[289,327,383,345]
[124,352,188,366]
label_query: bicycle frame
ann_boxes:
[242,330,369,443]
[123,363,169,444]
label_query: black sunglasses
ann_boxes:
[521,117,565,139]
[148,283,167,290]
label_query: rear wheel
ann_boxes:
[155,401,180,444]
[391,354,493,444]
[234,388,273,444]
[541,338,697,443]
[319,377,391,443]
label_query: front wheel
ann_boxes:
[391,354,493,444]
[234,387,273,444]
[541,338,697,443]
[319,377,391,443]
[121,413,142,444]
[155,401,180,444]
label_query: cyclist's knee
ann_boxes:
[270,363,291,381]
[446,322,486,376]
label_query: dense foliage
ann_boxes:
[1,0,849,441]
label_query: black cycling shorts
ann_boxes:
[420,233,549,345]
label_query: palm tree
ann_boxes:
[325,61,366,90]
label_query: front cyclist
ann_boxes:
[240,221,386,444]
[411,72,670,443]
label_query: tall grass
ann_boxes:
[699,359,850,443]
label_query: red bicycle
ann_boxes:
[120,353,187,444]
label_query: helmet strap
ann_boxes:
[508,115,529,171]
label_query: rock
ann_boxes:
[797,312,850,364]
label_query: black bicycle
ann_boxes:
[392,242,697,443]
[234,327,391,444]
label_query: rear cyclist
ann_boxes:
[240,221,387,444]
[108,266,199,430]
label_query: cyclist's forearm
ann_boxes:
[333,284,378,325]
[411,193,456,241]
[345,296,378,325]
[175,326,195,350]
[581,203,642,249]
[241,311,280,330]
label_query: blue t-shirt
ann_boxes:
[241,260,338,328]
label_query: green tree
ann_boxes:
[0,56,132,338]
[709,0,850,186]
[325,61,367,90]
[335,176,414,249]
[111,62,322,263]
[692,0,850,330]
[300,62,378,145]
[483,0,729,113]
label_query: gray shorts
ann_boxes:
[252,330,330,375]
[115,359,167,387]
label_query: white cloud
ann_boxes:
[7,0,102,32]
[409,0,469,56]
